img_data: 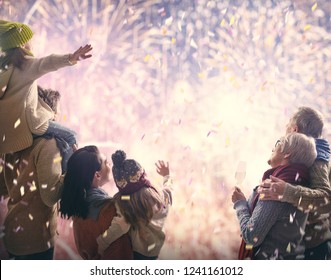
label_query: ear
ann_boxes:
[283,153,290,159]
[94,171,101,181]
[292,124,299,133]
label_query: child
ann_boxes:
[37,85,74,173]
[97,150,173,260]
[232,133,317,259]
[0,20,92,165]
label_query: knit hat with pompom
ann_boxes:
[112,150,154,195]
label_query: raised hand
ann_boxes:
[155,160,170,177]
[69,44,93,63]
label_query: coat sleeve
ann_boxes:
[281,160,331,214]
[23,54,72,82]
[234,196,284,246]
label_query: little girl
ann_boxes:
[0,20,92,169]
[97,150,173,260]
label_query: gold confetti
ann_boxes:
[41,184,48,189]
[230,16,235,26]
[144,54,151,62]
[14,118,21,129]
[46,221,49,228]
[198,72,205,79]
[13,179,17,185]
[102,230,108,237]
[225,136,230,146]
[28,213,34,220]
[311,3,317,12]
[121,195,130,200]
[171,37,176,44]
[220,19,226,27]
[245,244,253,250]
[53,155,62,164]
[308,204,313,210]
[304,24,311,31]
[0,166,3,173]
[2,135,5,142]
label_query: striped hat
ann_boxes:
[0,20,33,51]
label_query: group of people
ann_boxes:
[232,107,331,259]
[0,20,173,260]
[0,20,330,260]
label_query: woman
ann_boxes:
[59,146,133,259]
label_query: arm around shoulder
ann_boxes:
[282,160,331,213]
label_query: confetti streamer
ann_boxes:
[14,118,21,129]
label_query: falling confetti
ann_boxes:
[311,3,317,12]
[148,243,156,251]
[14,118,21,129]
[121,195,130,200]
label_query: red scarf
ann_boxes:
[238,163,310,260]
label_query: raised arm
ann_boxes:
[24,44,93,81]
[155,160,173,204]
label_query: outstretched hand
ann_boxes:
[257,176,286,201]
[155,160,170,177]
[70,44,93,63]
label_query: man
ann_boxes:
[0,136,63,259]
[0,87,65,259]
[259,106,331,259]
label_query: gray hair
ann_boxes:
[279,133,317,167]
[291,107,324,138]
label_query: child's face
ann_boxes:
[267,140,285,168]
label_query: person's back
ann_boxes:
[0,137,62,259]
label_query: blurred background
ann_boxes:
[1,0,331,259]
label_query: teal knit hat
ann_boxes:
[0,20,33,51]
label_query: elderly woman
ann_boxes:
[232,133,317,260]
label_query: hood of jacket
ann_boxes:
[315,138,330,162]
[85,188,111,221]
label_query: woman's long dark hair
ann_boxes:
[0,47,31,70]
[59,146,102,219]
